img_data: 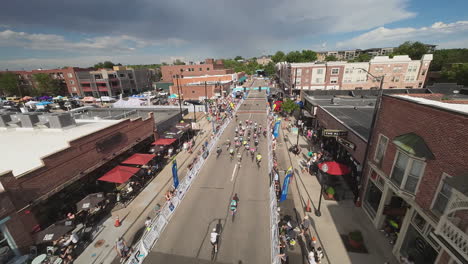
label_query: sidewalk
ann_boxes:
[276,119,399,264]
[75,116,215,264]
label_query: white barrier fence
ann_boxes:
[267,105,281,264]
[125,99,243,264]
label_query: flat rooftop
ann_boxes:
[72,108,181,124]
[392,95,468,115]
[0,119,122,177]
[321,106,374,140]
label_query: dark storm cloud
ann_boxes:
[0,0,414,57]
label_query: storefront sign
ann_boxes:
[322,129,347,137]
[337,137,356,150]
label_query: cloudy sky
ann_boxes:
[0,0,467,70]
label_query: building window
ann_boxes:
[393,66,402,72]
[421,69,426,75]
[207,68,210,70]
[67,73,73,78]
[72,87,77,92]
[315,78,323,83]
[317,69,324,74]
[392,76,400,82]
[331,68,339,75]
[390,152,425,194]
[69,80,75,84]
[199,68,202,71]
[405,86,413,89]
[432,175,452,216]
[94,74,103,79]
[345,68,351,74]
[305,69,309,74]
[344,78,351,83]
[375,67,383,73]
[330,77,338,84]
[364,178,383,218]
[192,90,195,93]
[374,134,388,166]
[119,73,125,78]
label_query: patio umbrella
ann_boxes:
[318,161,351,176]
[35,219,75,244]
[37,101,52,106]
[76,192,105,211]
[22,96,33,101]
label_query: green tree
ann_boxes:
[234,56,244,61]
[281,98,299,114]
[349,53,372,62]
[0,72,21,96]
[392,41,429,60]
[325,55,338,61]
[301,50,317,62]
[33,73,62,95]
[285,51,303,63]
[431,49,468,71]
[264,61,276,76]
[271,51,285,63]
[94,61,116,69]
[173,59,186,65]
[441,63,468,86]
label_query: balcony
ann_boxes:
[433,176,468,263]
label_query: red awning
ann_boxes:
[121,153,156,165]
[152,138,177,146]
[98,166,140,184]
[318,161,351,176]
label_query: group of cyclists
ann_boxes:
[220,117,267,167]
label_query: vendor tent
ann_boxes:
[152,138,176,146]
[98,166,140,184]
[121,153,156,165]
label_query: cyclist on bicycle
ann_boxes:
[210,228,219,252]
[256,154,262,165]
[230,199,238,215]
[254,139,259,146]
[229,148,235,157]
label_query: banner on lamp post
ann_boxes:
[280,167,293,202]
[172,159,179,189]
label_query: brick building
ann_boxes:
[161,58,234,82]
[75,66,152,97]
[360,94,468,263]
[0,67,91,97]
[276,54,432,93]
[0,112,156,260]
[170,82,231,101]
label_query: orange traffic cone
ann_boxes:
[305,199,312,212]
[114,216,121,227]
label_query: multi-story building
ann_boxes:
[0,67,91,96]
[75,66,152,97]
[160,59,234,82]
[276,54,432,93]
[316,44,437,61]
[256,56,273,66]
[169,74,235,100]
[360,93,468,264]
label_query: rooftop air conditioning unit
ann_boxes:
[38,113,76,129]
[9,113,42,128]
[0,113,12,128]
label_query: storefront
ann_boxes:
[0,217,19,263]
[400,216,439,264]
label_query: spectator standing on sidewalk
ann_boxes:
[145,217,151,231]
[301,215,311,234]
[308,251,317,264]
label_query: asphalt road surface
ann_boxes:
[145,80,271,263]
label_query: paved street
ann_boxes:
[145,80,272,263]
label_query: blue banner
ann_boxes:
[273,121,281,138]
[172,160,179,189]
[280,167,293,202]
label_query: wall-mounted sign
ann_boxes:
[322,129,348,137]
[337,137,356,150]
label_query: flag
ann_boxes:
[172,159,179,189]
[273,120,281,138]
[280,167,293,202]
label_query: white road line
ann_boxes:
[249,113,252,119]
[231,163,238,182]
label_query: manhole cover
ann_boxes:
[94,239,105,248]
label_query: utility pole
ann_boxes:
[204,81,208,112]
[176,71,183,119]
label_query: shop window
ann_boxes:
[400,225,438,264]
[0,227,14,262]
[374,134,388,166]
[431,174,452,216]
[364,179,383,218]
[412,211,427,231]
[390,151,425,194]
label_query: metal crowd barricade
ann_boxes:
[125,100,243,264]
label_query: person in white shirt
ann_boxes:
[210,228,219,252]
[308,251,317,264]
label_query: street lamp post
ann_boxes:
[176,69,184,119]
[204,81,208,113]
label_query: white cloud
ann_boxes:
[336,21,468,49]
[0,54,191,70]
[0,29,187,52]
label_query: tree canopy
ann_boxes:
[392,41,429,60]
[173,59,186,65]
[281,98,299,114]
[431,48,468,71]
[349,53,372,62]
[440,63,468,86]
[271,51,285,63]
[234,56,244,61]
[33,73,62,95]
[284,50,317,63]
[325,55,338,61]
[0,72,21,96]
[94,61,121,69]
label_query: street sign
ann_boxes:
[322,129,348,137]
